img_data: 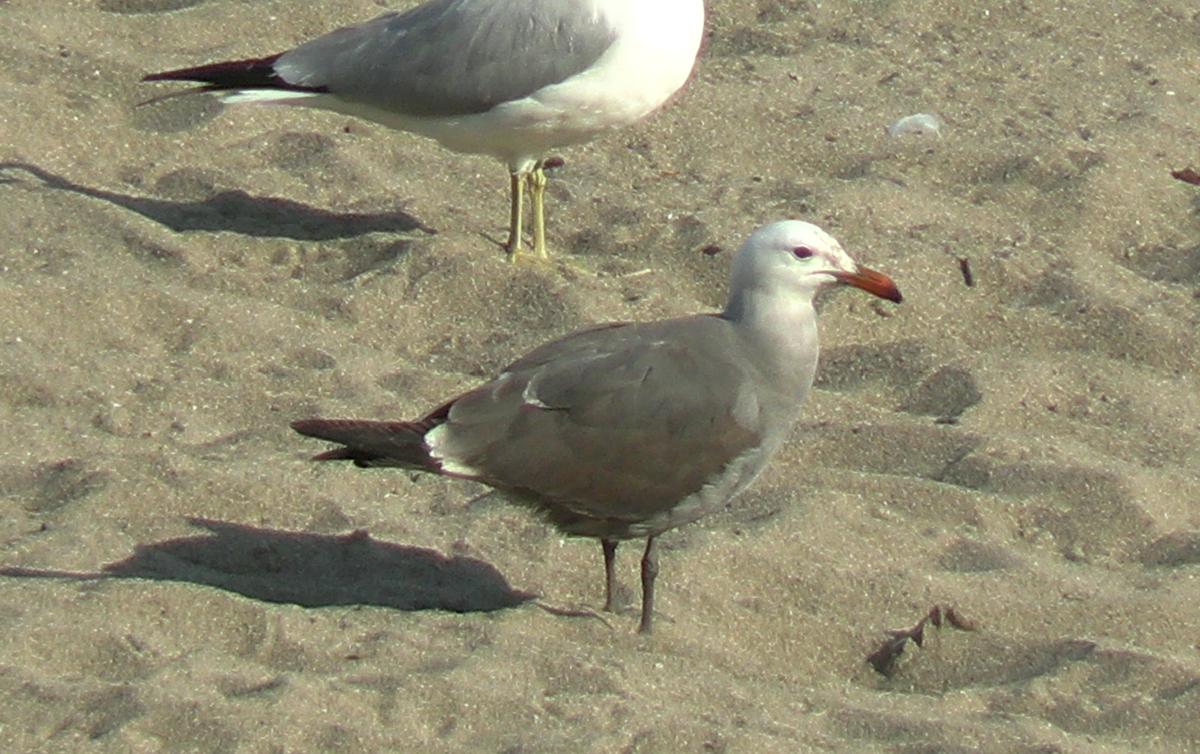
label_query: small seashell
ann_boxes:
[887,113,941,138]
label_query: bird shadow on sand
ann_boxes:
[1,517,534,613]
[0,161,432,241]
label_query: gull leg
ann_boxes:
[528,162,549,259]
[506,170,525,257]
[601,538,619,612]
[638,537,659,634]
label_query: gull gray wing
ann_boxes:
[428,316,766,524]
[274,0,618,117]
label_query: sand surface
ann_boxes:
[3,0,1200,751]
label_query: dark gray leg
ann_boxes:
[638,537,659,634]
[601,538,618,612]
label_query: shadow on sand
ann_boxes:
[2,517,534,613]
[0,161,431,241]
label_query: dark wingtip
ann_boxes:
[311,447,357,462]
[143,53,291,90]
[142,70,183,83]
[292,421,364,464]
[290,418,326,437]
[291,418,387,466]
[291,417,435,470]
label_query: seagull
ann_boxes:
[142,0,707,260]
[292,220,902,632]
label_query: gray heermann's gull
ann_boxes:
[142,0,706,260]
[292,220,902,632]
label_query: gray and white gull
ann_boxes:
[143,0,706,260]
[292,220,903,632]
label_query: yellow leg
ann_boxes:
[506,171,525,257]
[528,163,548,260]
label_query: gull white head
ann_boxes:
[723,220,902,320]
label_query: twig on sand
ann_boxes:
[867,604,977,676]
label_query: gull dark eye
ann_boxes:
[792,246,814,259]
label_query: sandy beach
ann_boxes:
[2,0,1200,751]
